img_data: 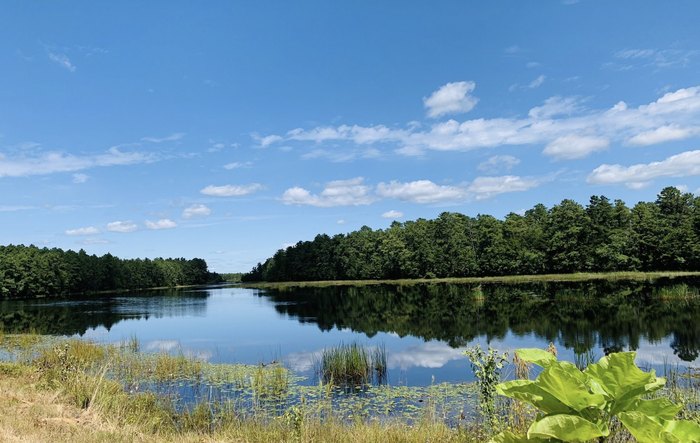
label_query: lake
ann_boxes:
[1,278,699,386]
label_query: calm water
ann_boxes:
[1,279,699,386]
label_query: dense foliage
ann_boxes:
[244,187,700,282]
[0,244,220,299]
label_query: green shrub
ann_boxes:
[491,349,700,442]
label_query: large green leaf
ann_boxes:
[632,397,682,420]
[527,414,608,442]
[496,379,573,415]
[536,363,606,412]
[584,352,665,414]
[661,419,700,442]
[515,348,557,368]
[618,411,680,443]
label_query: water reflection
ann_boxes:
[258,278,700,362]
[0,289,209,335]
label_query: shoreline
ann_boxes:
[240,271,700,290]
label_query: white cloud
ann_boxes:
[200,184,263,197]
[543,135,609,160]
[78,238,109,245]
[281,177,374,207]
[588,149,700,188]
[0,147,155,178]
[376,180,466,204]
[423,81,479,118]
[48,52,76,72]
[72,173,89,183]
[256,85,700,159]
[182,204,211,219]
[381,210,404,219]
[627,125,697,146]
[252,134,283,147]
[337,219,346,224]
[106,221,138,233]
[65,226,100,236]
[145,219,177,230]
[223,161,252,170]
[377,176,541,203]
[528,75,546,89]
[478,155,520,173]
[466,175,540,199]
[140,133,185,143]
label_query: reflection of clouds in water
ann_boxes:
[145,340,180,352]
[632,341,700,368]
[143,340,213,361]
[285,350,321,372]
[389,342,467,370]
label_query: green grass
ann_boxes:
[318,343,387,388]
[240,271,700,290]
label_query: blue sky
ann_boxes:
[2,1,700,272]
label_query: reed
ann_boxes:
[318,343,387,388]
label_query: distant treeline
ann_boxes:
[0,244,221,299]
[243,187,700,282]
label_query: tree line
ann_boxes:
[0,244,220,299]
[243,187,700,282]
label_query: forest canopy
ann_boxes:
[243,187,700,282]
[0,245,220,299]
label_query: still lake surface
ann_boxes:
[1,278,699,386]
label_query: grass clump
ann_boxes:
[318,343,387,388]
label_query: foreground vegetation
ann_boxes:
[0,334,697,442]
[244,187,700,282]
[0,245,221,299]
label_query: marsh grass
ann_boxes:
[241,271,700,290]
[318,343,387,389]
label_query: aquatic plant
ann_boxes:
[318,343,386,388]
[491,348,700,442]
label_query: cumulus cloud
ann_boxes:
[376,180,466,204]
[377,175,541,203]
[182,204,211,219]
[145,219,177,230]
[627,125,697,146]
[381,210,404,219]
[423,81,479,118]
[281,177,374,207]
[254,85,700,159]
[106,221,138,233]
[543,135,610,160]
[140,133,185,143]
[587,149,700,188]
[200,184,263,197]
[478,155,520,173]
[0,147,155,178]
[466,175,540,199]
[65,226,100,236]
[48,52,76,72]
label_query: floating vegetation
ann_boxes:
[318,343,387,389]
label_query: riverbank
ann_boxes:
[240,271,700,290]
[1,334,698,442]
[0,335,473,442]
